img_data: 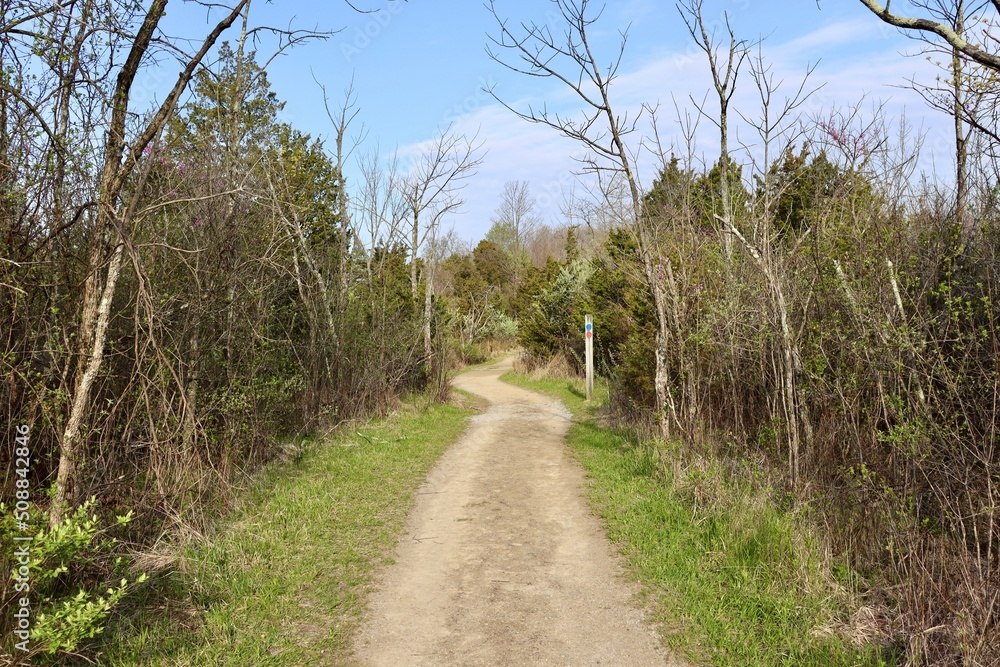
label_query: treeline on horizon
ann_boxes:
[1,0,998,665]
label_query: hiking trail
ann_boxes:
[353,357,675,666]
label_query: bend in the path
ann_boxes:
[352,356,674,666]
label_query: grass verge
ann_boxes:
[502,370,893,667]
[101,398,473,666]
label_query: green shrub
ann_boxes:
[518,259,593,369]
[1,498,145,663]
[458,342,489,365]
[479,308,518,340]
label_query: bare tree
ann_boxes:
[350,142,414,303]
[949,1,971,216]
[881,2,1000,223]
[734,47,821,486]
[487,0,684,439]
[488,179,543,280]
[319,76,365,309]
[857,0,1000,71]
[738,44,820,236]
[678,0,751,258]
[402,129,482,359]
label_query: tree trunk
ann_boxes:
[411,207,419,305]
[723,215,811,487]
[53,242,124,524]
[423,258,433,360]
[953,2,968,224]
[720,102,733,259]
[644,254,682,440]
[665,258,698,435]
[337,167,350,311]
[50,0,250,526]
[775,284,801,486]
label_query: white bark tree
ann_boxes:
[876,2,994,220]
[51,0,253,526]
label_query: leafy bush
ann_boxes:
[458,342,489,365]
[518,259,593,370]
[1,499,145,663]
[479,308,518,341]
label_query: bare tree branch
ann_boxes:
[857,0,1000,70]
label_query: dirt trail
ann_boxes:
[352,357,674,666]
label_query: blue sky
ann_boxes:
[160,0,951,242]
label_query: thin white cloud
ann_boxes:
[778,18,883,55]
[397,17,957,243]
[396,102,587,241]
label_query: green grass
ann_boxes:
[499,370,605,414]
[502,370,892,667]
[101,399,473,666]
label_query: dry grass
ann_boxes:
[513,350,578,379]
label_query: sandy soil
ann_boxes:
[351,357,675,666]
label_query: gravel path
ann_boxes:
[352,357,675,666]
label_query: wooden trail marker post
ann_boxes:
[585,314,594,401]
